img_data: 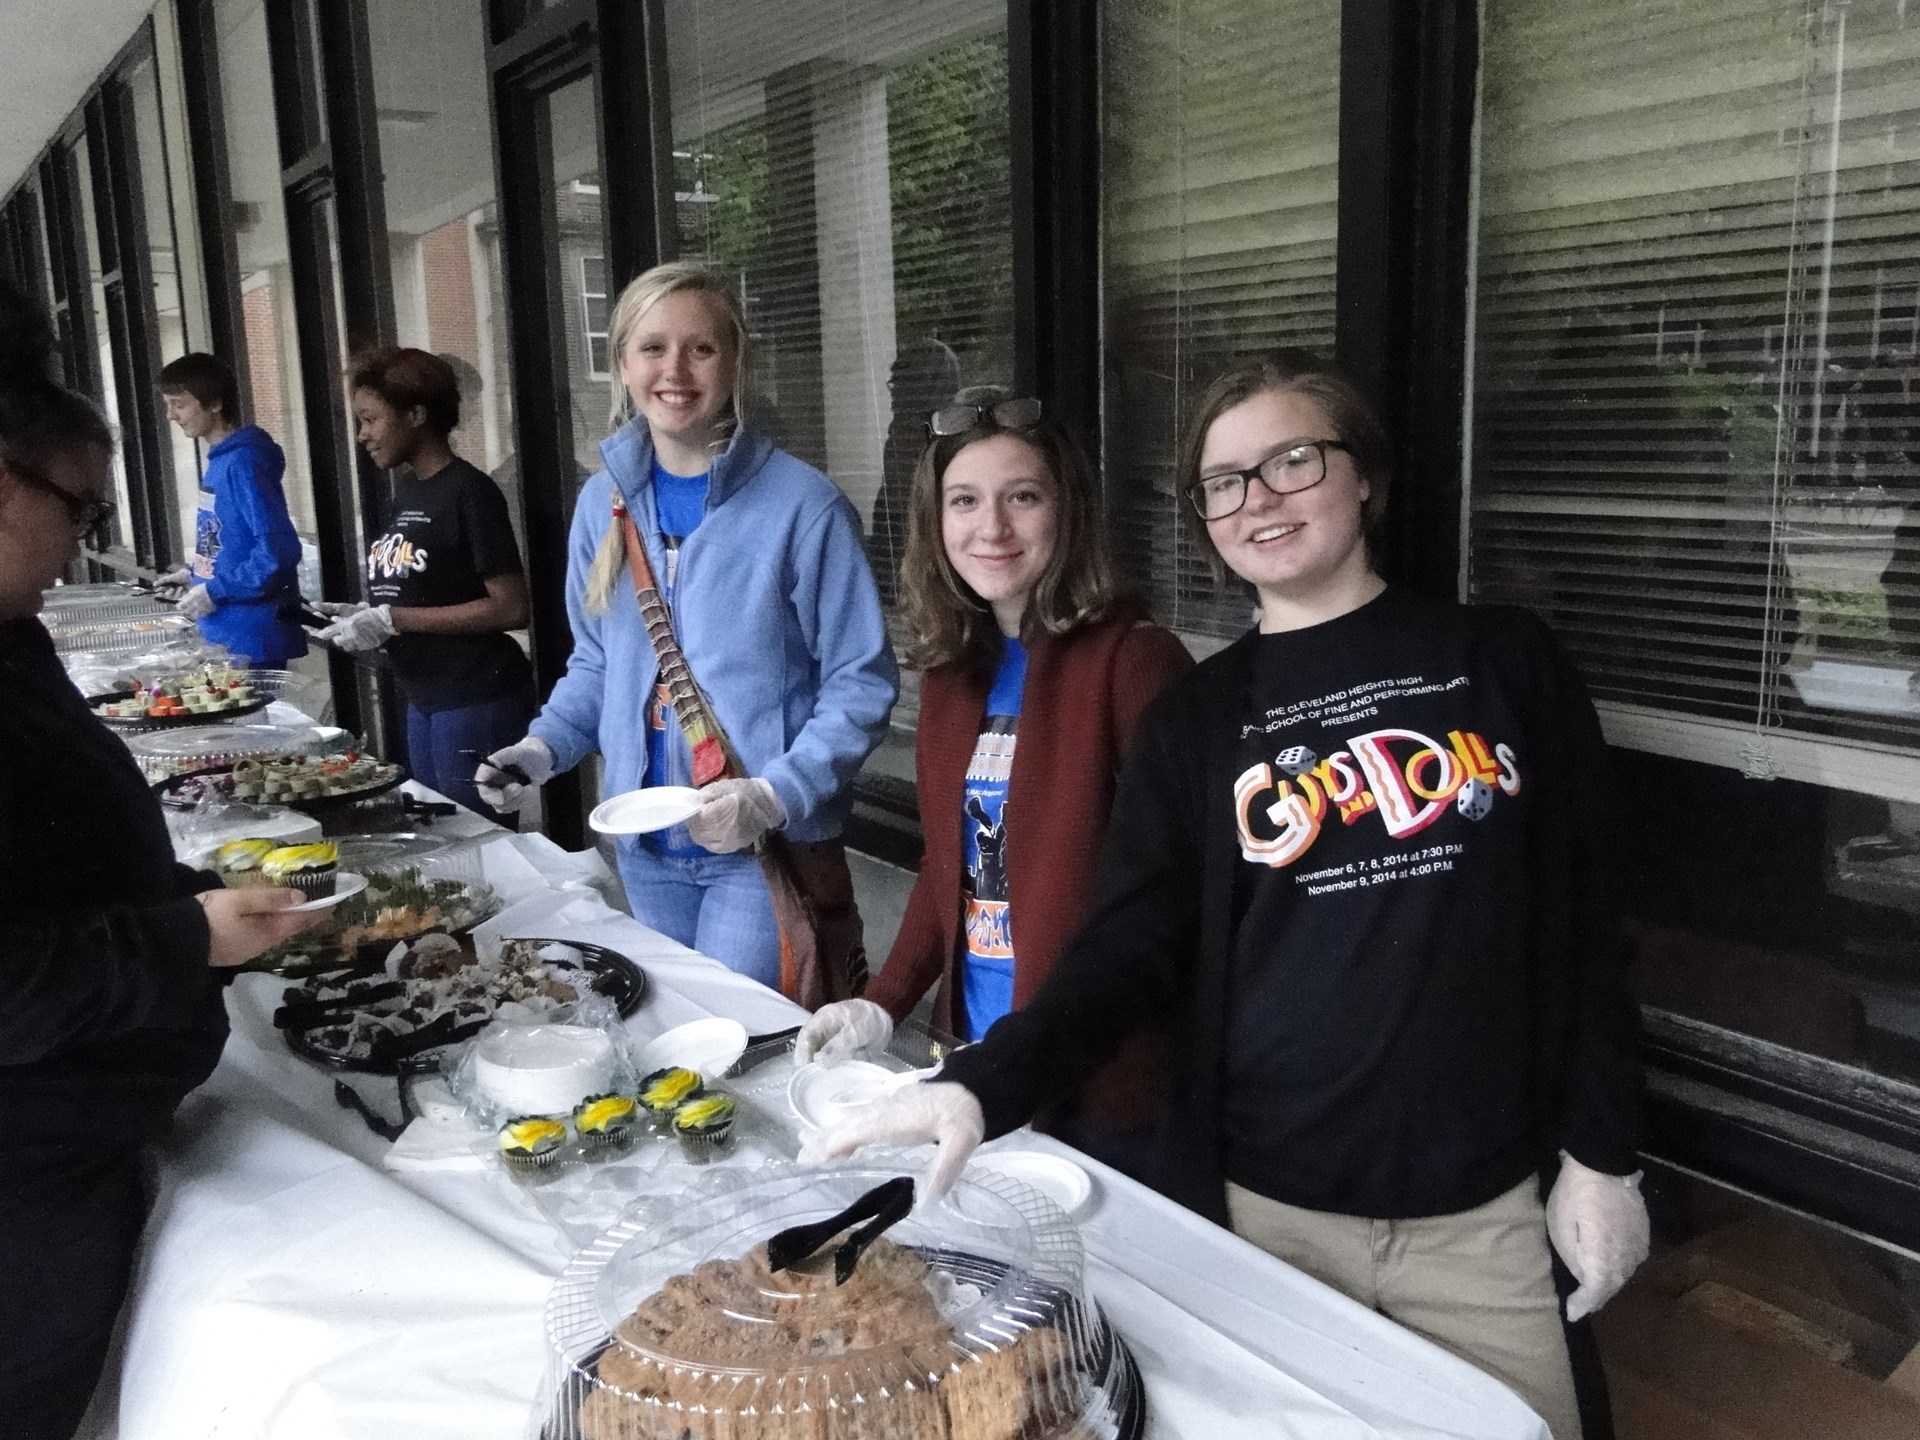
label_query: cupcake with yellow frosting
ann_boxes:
[209,838,276,889]
[637,1066,703,1132]
[572,1093,640,1158]
[260,842,339,900]
[672,1093,737,1163]
[497,1116,566,1171]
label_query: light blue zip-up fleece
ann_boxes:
[529,419,898,843]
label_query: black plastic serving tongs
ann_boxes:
[766,1176,915,1286]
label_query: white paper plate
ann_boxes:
[633,1018,748,1081]
[588,786,703,836]
[967,1150,1095,1218]
[787,1061,931,1133]
[285,871,369,912]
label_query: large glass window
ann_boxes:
[545,80,610,499]
[1468,1,1920,1085]
[214,0,320,575]
[68,132,129,557]
[1101,0,1341,649]
[661,0,1017,782]
[135,28,206,556]
[366,0,521,545]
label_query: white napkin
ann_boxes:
[384,1115,490,1173]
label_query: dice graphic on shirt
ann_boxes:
[1276,745,1317,777]
[1455,777,1494,821]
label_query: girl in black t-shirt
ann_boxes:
[317,348,535,823]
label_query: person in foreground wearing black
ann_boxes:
[806,351,1649,1439]
[317,347,535,824]
[0,277,321,1438]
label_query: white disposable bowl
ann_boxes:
[471,1023,616,1116]
[632,1018,748,1080]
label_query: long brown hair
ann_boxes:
[1174,349,1393,583]
[901,389,1123,672]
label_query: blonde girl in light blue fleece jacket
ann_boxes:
[476,263,897,989]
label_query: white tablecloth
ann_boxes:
[115,882,1550,1440]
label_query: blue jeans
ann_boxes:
[617,841,782,989]
[405,690,536,827]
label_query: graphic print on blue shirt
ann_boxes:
[191,490,220,580]
[644,460,711,857]
[961,639,1028,1041]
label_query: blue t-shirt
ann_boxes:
[644,460,711,857]
[960,638,1028,1041]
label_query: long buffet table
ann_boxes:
[112,829,1552,1440]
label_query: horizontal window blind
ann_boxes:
[1469,0,1920,770]
[1102,0,1340,644]
[663,0,1014,615]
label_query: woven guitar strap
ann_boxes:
[611,492,861,1008]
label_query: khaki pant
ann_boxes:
[1226,1177,1581,1440]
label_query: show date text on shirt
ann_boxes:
[1233,670,1524,869]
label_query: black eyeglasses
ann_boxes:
[928,396,1043,437]
[10,462,115,531]
[1186,439,1349,521]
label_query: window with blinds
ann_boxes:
[1101,0,1340,648]
[1468,0,1920,794]
[660,0,1014,612]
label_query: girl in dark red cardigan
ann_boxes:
[796,391,1190,1156]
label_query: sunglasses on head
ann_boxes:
[928,396,1043,437]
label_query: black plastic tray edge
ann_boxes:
[283,940,648,1076]
[97,694,273,730]
[154,759,407,814]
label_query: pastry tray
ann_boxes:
[282,939,647,1075]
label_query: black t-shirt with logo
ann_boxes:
[1223,587,1555,1216]
[366,457,533,711]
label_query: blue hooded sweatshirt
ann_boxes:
[529,421,897,844]
[190,425,307,665]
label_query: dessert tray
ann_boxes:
[277,935,647,1074]
[247,864,503,975]
[90,661,272,728]
[538,1166,1145,1440]
[156,752,405,813]
[128,722,323,784]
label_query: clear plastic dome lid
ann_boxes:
[539,1165,1143,1440]
[126,722,321,763]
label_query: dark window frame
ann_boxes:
[482,0,659,850]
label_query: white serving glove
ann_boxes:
[687,776,786,853]
[154,566,192,601]
[799,1079,986,1204]
[310,599,366,619]
[176,584,216,620]
[1546,1152,1651,1322]
[317,603,396,653]
[794,998,896,1066]
[473,736,555,813]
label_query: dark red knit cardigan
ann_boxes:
[864,604,1192,1132]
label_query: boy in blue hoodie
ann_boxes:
[158,354,307,666]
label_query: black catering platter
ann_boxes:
[282,938,648,1076]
